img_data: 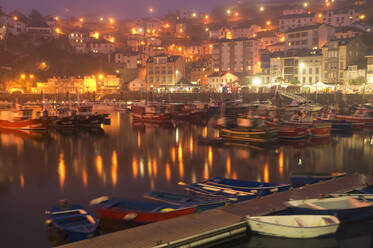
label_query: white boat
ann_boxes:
[247,215,339,238]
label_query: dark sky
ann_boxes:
[2,0,235,18]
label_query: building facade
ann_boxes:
[146,55,185,87]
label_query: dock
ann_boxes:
[62,174,373,248]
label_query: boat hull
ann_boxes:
[0,119,49,130]
[290,172,346,186]
[247,216,339,239]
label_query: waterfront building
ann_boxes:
[279,13,316,32]
[212,38,260,74]
[146,54,185,87]
[284,24,336,51]
[321,37,367,84]
[207,72,239,92]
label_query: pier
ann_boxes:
[62,174,373,248]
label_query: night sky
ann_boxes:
[2,0,235,18]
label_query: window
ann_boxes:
[303,77,306,83]
[309,77,312,83]
[316,68,319,74]
[309,68,312,74]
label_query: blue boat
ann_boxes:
[287,196,373,222]
[45,201,99,242]
[205,177,291,196]
[144,191,232,212]
[317,119,353,132]
[290,172,346,187]
[178,181,257,202]
[357,186,373,194]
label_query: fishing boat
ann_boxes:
[144,191,231,212]
[89,196,195,224]
[316,119,353,132]
[335,108,373,128]
[45,201,99,242]
[277,125,308,140]
[247,215,339,238]
[205,177,291,196]
[178,181,257,202]
[0,109,49,130]
[132,105,172,124]
[290,172,346,186]
[287,196,373,222]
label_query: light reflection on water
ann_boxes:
[0,112,372,247]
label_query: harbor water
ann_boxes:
[0,112,373,247]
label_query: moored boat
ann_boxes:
[247,215,339,238]
[287,196,373,222]
[132,105,172,124]
[144,191,231,212]
[290,172,346,186]
[45,201,99,242]
[205,177,291,196]
[90,196,195,224]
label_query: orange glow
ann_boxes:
[205,15,209,19]
[96,155,103,176]
[149,7,154,13]
[55,28,61,34]
[152,159,158,177]
[178,143,183,161]
[165,163,171,182]
[253,33,257,38]
[260,6,264,12]
[234,12,239,17]
[203,162,209,180]
[165,23,170,28]
[137,132,141,148]
[92,32,100,39]
[20,174,24,188]
[266,20,271,26]
[140,41,145,45]
[55,16,59,21]
[29,74,34,79]
[189,136,193,155]
[147,158,153,177]
[326,2,330,6]
[280,36,285,42]
[109,18,115,24]
[318,13,323,18]
[13,16,18,21]
[179,159,184,178]
[226,156,231,176]
[79,18,84,22]
[98,74,104,79]
[58,153,66,190]
[232,171,238,180]
[179,28,183,33]
[112,151,118,187]
[171,147,176,163]
[132,156,138,179]
[20,74,26,79]
[82,168,88,188]
[131,28,137,34]
[360,14,365,20]
[109,37,115,43]
[203,127,207,137]
[264,163,269,183]
[208,146,213,168]
[178,47,182,52]
[278,152,284,176]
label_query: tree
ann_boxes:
[28,10,45,26]
[275,77,284,83]
[289,78,300,85]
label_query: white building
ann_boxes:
[322,8,362,27]
[231,24,261,39]
[207,72,239,91]
[279,13,316,32]
[285,24,336,51]
[114,52,140,69]
[88,39,115,54]
[128,78,147,91]
[212,38,260,74]
[209,26,231,40]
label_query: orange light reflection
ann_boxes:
[152,158,158,177]
[171,147,176,163]
[208,146,213,168]
[58,153,66,190]
[82,168,88,188]
[132,156,138,179]
[96,155,103,176]
[226,156,231,177]
[189,136,193,155]
[278,152,284,176]
[165,163,171,182]
[20,174,24,188]
[264,163,269,182]
[112,151,118,187]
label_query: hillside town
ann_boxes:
[1,0,373,95]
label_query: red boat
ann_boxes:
[132,105,172,124]
[169,103,206,120]
[309,122,332,137]
[335,108,373,128]
[266,120,308,140]
[0,109,49,130]
[90,197,195,224]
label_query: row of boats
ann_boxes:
[0,105,110,131]
[45,172,373,243]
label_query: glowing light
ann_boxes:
[96,155,103,176]
[79,18,84,23]
[318,13,323,18]
[203,127,207,137]
[29,74,34,79]
[266,20,271,26]
[264,163,269,182]
[179,159,184,179]
[259,6,264,12]
[179,29,183,33]
[226,156,231,177]
[92,32,100,39]
[112,151,118,187]
[82,168,88,188]
[278,152,284,176]
[55,16,59,21]
[13,16,18,21]
[132,156,138,179]
[109,18,115,24]
[99,17,104,21]
[205,15,209,19]
[137,132,141,148]
[203,161,209,180]
[152,159,158,177]
[55,27,61,34]
[149,7,154,13]
[98,74,104,80]
[20,74,26,79]
[226,9,231,15]
[208,146,213,168]
[171,147,176,163]
[20,174,24,188]
[300,62,305,69]
[189,136,193,155]
[58,153,66,190]
[303,2,308,7]
[109,37,115,43]
[165,163,171,182]
[165,23,170,28]
[147,158,153,177]
[192,13,197,17]
[234,12,239,17]
[178,143,183,161]
[252,77,262,86]
[232,171,238,180]
[360,14,366,20]
[280,36,285,42]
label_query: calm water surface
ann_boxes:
[1,112,373,247]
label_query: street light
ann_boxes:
[20,74,26,79]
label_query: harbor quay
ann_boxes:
[61,174,372,248]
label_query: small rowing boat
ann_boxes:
[247,215,339,238]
